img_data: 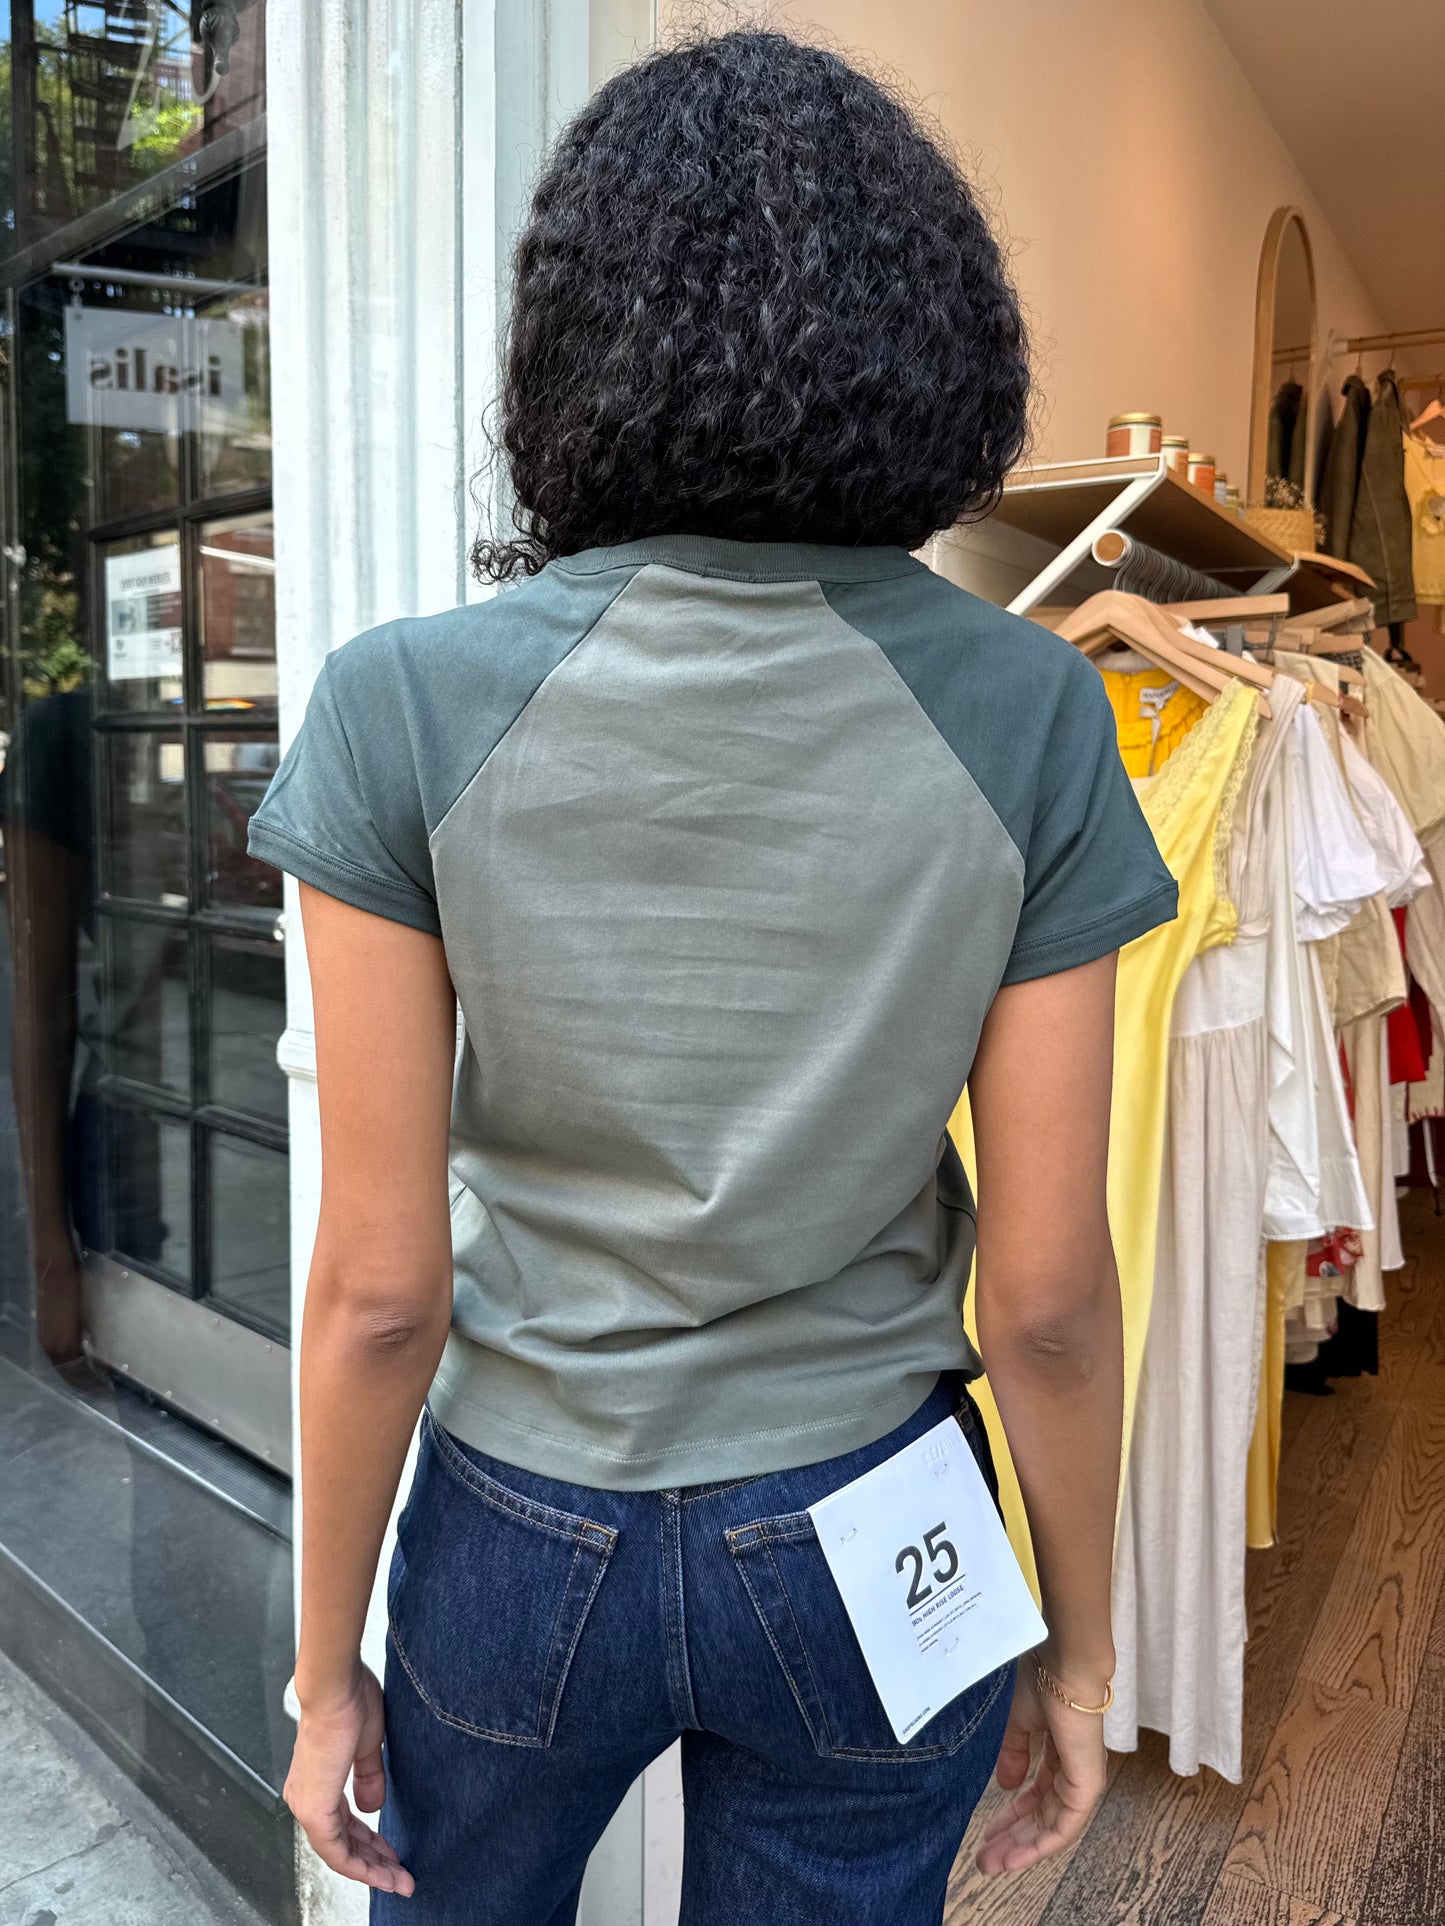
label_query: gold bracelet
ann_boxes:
[1034,1658,1114,1716]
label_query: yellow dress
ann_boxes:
[950,678,1259,1593]
[1246,1239,1308,1549]
[1099,666,1211,780]
[1403,430,1445,607]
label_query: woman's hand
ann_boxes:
[975,1661,1108,1874]
[285,1667,415,1896]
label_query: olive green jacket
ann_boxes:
[1348,372,1418,625]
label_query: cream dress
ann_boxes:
[1107,679,1295,1782]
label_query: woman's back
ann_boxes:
[252,532,1166,1485]
[266,33,1162,1917]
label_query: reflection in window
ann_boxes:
[101,730,188,904]
[3,3,267,262]
[209,1133,289,1339]
[204,735,281,909]
[197,286,273,499]
[208,932,286,1122]
[102,1103,192,1288]
[98,529,183,713]
[103,918,191,1098]
[201,513,275,710]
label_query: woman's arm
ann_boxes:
[966,952,1124,1874]
[283,884,458,1895]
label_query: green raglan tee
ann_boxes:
[249,535,1177,1488]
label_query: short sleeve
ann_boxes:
[1002,660,1177,985]
[247,649,440,935]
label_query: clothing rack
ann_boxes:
[1093,530,1236,603]
[1327,326,1445,359]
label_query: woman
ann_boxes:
[250,30,1176,1924]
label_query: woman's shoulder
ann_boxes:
[316,563,639,835]
[824,560,1091,707]
[329,561,623,687]
[823,563,1107,826]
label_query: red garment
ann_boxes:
[1307,1229,1364,1278]
[1388,908,1428,1084]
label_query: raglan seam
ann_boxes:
[428,563,645,848]
[318,648,439,903]
[818,587,1027,888]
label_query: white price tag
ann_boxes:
[807,1413,1047,1744]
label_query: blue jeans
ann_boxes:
[373,1376,1013,1924]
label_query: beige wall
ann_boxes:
[663,0,1388,495]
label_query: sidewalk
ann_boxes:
[0,1651,273,1926]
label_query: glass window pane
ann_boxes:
[89,419,184,526]
[204,734,282,910]
[209,1134,289,1338]
[196,287,273,500]
[1,7,266,267]
[208,934,286,1122]
[104,1104,192,1287]
[200,513,276,711]
[98,530,183,714]
[101,731,188,904]
[102,918,191,1098]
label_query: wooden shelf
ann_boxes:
[998,458,1292,575]
[987,458,1368,617]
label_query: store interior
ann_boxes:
[767,2,1445,1921]
[1,3,1442,1924]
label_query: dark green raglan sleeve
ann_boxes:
[247,564,645,936]
[821,566,1177,987]
[247,632,441,934]
[1001,650,1177,984]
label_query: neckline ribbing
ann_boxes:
[555,533,923,584]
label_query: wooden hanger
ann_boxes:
[1058,593,1228,704]
[1240,625,1367,716]
[1411,395,1445,443]
[1159,595,1290,622]
[1147,604,1280,708]
[1058,591,1271,716]
[1285,597,1375,633]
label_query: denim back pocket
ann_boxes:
[387,1414,616,1747]
[725,1420,1013,1763]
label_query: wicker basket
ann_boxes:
[1242,503,1317,554]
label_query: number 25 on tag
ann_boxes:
[895,1523,959,1608]
[808,1413,1046,1744]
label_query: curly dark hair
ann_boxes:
[472,30,1030,581]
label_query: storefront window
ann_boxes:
[0,7,294,1916]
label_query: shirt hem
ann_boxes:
[247,821,442,935]
[1001,879,1179,985]
[425,1367,953,1491]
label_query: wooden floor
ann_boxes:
[946,1189,1445,1926]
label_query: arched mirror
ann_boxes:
[1248,207,1317,508]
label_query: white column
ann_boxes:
[266,2,664,1921]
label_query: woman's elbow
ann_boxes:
[978,1264,1121,1381]
[305,1260,452,1359]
